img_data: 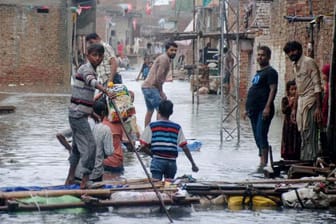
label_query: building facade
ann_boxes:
[0,0,72,92]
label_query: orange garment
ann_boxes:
[102,118,124,168]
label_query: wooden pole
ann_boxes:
[327,6,336,163]
[198,177,336,185]
[108,98,174,223]
[0,182,169,199]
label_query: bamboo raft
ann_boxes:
[1,176,336,212]
[0,178,199,212]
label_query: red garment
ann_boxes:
[102,118,124,168]
[117,43,124,56]
[281,96,301,160]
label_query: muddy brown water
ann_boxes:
[0,70,335,223]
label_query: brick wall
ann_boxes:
[0,0,71,92]
[228,0,335,112]
[271,0,334,111]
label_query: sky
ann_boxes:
[153,0,170,6]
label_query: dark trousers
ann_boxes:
[248,109,274,156]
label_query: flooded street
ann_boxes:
[1,70,336,223]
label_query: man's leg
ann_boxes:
[248,111,263,165]
[65,119,79,185]
[68,116,96,188]
[150,158,164,181]
[144,110,154,127]
[56,132,72,152]
[258,111,274,166]
[65,165,76,185]
[80,174,89,189]
[142,88,160,127]
[300,107,319,160]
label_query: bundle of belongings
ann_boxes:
[106,84,136,123]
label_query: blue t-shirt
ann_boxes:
[245,66,278,112]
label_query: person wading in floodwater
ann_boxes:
[245,45,278,170]
[140,41,178,127]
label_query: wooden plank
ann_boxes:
[187,189,284,196]
[0,106,15,113]
[197,177,336,185]
[0,197,200,212]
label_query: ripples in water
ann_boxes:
[0,71,335,223]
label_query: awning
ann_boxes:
[175,19,194,46]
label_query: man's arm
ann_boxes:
[311,61,322,124]
[95,82,116,99]
[138,145,153,157]
[104,44,118,83]
[314,92,322,123]
[263,84,277,118]
[109,57,118,82]
[181,145,199,172]
[155,57,169,99]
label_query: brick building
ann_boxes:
[1,0,334,96]
[0,0,72,92]
[228,0,335,111]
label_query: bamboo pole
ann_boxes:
[108,98,173,223]
[0,182,168,199]
[0,197,200,212]
[187,189,283,196]
[197,177,336,185]
[91,177,159,187]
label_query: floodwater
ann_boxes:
[0,70,336,223]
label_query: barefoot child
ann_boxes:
[281,80,301,160]
[65,43,115,189]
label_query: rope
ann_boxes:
[241,186,253,209]
[294,189,305,208]
[29,193,41,212]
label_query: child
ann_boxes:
[136,57,152,80]
[65,43,115,189]
[139,100,199,181]
[102,84,135,180]
[280,80,301,160]
[74,101,113,183]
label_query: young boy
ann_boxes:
[74,101,114,182]
[65,43,115,189]
[139,100,199,181]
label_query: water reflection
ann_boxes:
[0,71,335,223]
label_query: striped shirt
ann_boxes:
[69,62,99,118]
[140,120,187,160]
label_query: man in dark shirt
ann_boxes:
[245,45,278,168]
